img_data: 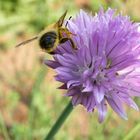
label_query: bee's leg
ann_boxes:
[68,38,78,50]
[60,37,78,50]
[59,37,68,43]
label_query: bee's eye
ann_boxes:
[39,31,57,50]
[45,36,55,45]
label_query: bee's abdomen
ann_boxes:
[39,31,57,51]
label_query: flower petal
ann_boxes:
[107,94,128,120]
[94,86,104,104]
[97,99,107,123]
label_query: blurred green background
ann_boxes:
[0,0,140,140]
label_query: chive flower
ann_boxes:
[45,8,140,122]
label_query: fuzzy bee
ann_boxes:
[16,11,77,54]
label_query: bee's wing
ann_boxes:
[15,36,38,47]
[56,10,67,27]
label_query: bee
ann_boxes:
[16,11,77,54]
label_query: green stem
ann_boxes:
[44,101,73,140]
[123,122,140,140]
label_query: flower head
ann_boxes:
[45,8,140,122]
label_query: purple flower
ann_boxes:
[45,8,140,122]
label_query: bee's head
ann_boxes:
[39,31,57,53]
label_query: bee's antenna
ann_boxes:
[65,16,72,27]
[15,36,38,47]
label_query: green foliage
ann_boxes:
[1,0,140,140]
